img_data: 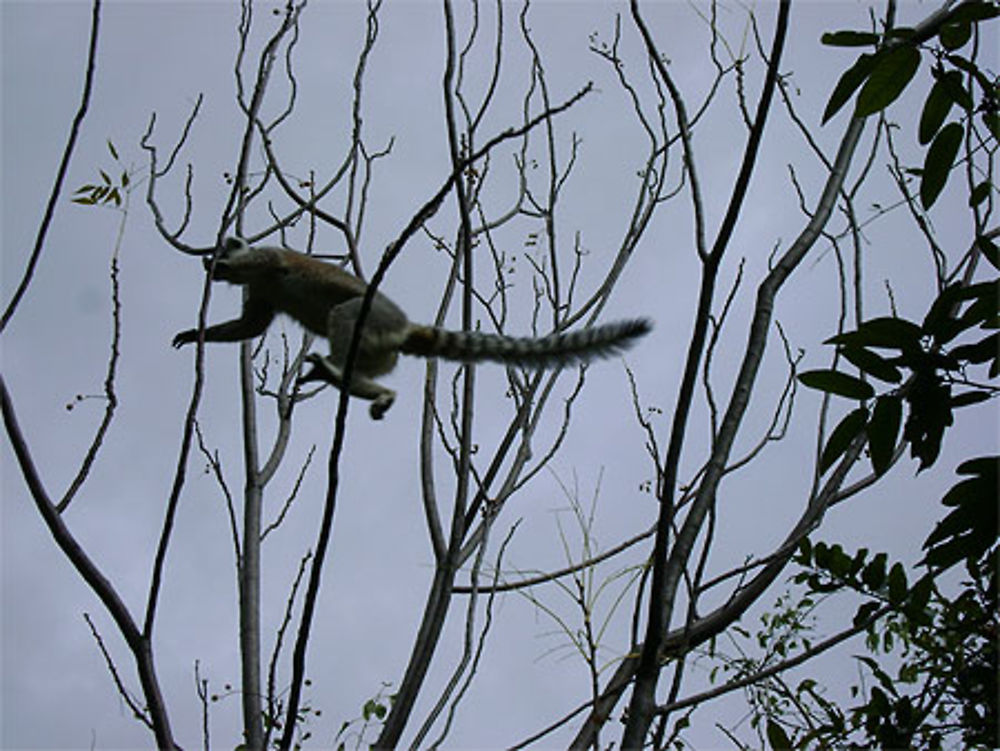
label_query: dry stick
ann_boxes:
[83,613,152,729]
[228,8,305,749]
[563,434,868,750]
[279,77,593,751]
[1,378,177,749]
[430,517,515,749]
[0,1,101,332]
[57,196,125,513]
[453,524,655,594]
[622,1,792,745]
[400,8,483,743]
[380,4,482,745]
[655,602,893,716]
[0,2,176,747]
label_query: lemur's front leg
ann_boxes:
[173,299,274,348]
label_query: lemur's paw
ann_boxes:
[370,392,396,421]
[298,353,331,385]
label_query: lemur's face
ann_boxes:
[204,237,253,282]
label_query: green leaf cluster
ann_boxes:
[922,456,999,569]
[822,3,999,208]
[781,537,997,750]
[794,542,931,623]
[799,278,998,476]
[72,140,129,208]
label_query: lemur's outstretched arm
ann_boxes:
[173,296,274,348]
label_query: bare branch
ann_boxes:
[58,197,127,512]
[1,0,101,331]
[2,377,177,748]
[624,1,793,742]
[83,613,152,730]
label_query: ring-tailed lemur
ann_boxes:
[174,237,651,419]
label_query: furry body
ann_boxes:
[173,238,651,419]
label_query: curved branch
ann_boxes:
[654,602,892,715]
[453,525,655,595]
[1,377,177,749]
[623,1,793,743]
[1,0,101,332]
[568,434,866,749]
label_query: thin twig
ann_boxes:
[1,0,101,332]
[83,613,151,730]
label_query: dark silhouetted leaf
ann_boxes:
[827,317,923,352]
[969,180,991,207]
[827,543,852,577]
[984,112,1000,142]
[886,26,916,41]
[867,395,902,476]
[887,563,908,605]
[766,718,792,750]
[922,456,998,569]
[821,407,869,473]
[821,30,880,47]
[853,600,881,627]
[855,46,921,117]
[841,345,903,382]
[921,122,963,209]
[958,456,998,478]
[799,370,875,399]
[919,73,958,144]
[953,278,998,303]
[947,1,1000,25]
[951,332,999,364]
[939,19,972,50]
[903,575,933,624]
[904,373,952,471]
[954,281,999,330]
[823,53,876,124]
[796,538,812,563]
[862,553,887,589]
[940,75,973,110]
[851,547,869,575]
[951,390,992,408]
[922,282,969,344]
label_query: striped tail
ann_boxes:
[399,318,652,368]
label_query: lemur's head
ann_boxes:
[204,236,255,282]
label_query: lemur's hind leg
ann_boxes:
[300,354,396,420]
[298,298,398,420]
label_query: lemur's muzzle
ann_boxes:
[203,255,231,279]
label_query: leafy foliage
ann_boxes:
[759,538,999,750]
[921,121,964,209]
[922,456,999,570]
[752,13,1000,746]
[821,1,1000,208]
[72,140,129,208]
[800,278,998,475]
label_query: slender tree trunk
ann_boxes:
[374,565,455,749]
[239,341,264,749]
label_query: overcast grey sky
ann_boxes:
[2,1,996,749]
